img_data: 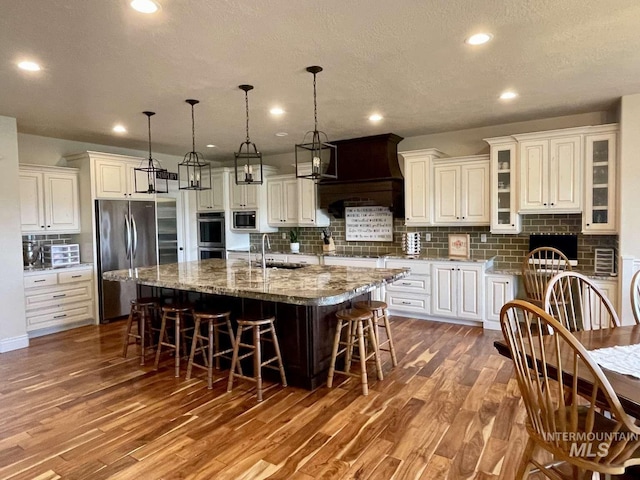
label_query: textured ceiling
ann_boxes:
[1,0,639,160]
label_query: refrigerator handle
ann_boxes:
[131,214,138,259]
[124,214,131,260]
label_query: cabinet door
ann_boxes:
[298,178,317,226]
[282,179,299,225]
[405,158,430,225]
[460,162,489,223]
[19,171,46,233]
[210,172,226,211]
[431,264,456,317]
[457,265,483,320]
[584,133,617,234]
[94,158,129,199]
[485,275,514,327]
[519,140,548,212]
[267,180,284,225]
[491,144,520,233]
[244,184,258,208]
[433,165,459,223]
[196,186,213,211]
[44,172,80,232]
[549,136,581,211]
[230,181,245,208]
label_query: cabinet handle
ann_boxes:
[54,314,67,319]
[401,282,412,285]
[34,279,46,283]
[71,275,82,278]
[53,294,66,298]
[401,301,412,305]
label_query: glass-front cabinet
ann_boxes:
[583,128,617,234]
[485,137,521,234]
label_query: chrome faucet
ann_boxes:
[261,233,271,269]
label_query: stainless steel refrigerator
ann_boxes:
[96,200,158,323]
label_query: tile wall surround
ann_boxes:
[250,214,617,272]
[22,233,79,247]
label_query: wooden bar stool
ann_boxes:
[353,300,398,367]
[122,297,160,365]
[227,316,287,402]
[186,310,237,389]
[154,304,194,377]
[327,308,382,396]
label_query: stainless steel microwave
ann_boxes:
[232,210,257,229]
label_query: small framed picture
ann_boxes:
[448,234,470,259]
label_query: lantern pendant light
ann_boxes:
[295,66,337,181]
[134,111,168,194]
[234,84,264,185]
[178,99,211,191]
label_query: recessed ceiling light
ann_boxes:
[465,33,493,45]
[206,144,216,148]
[274,132,288,137]
[270,107,285,115]
[369,114,383,122]
[17,61,41,72]
[499,91,518,100]
[112,124,127,133]
[130,0,159,14]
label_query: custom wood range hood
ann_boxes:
[317,133,404,218]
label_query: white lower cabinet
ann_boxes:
[24,265,94,334]
[431,262,484,322]
[484,274,516,330]
[591,278,618,315]
[385,259,431,317]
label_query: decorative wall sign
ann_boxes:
[448,234,470,259]
[156,170,178,181]
[345,206,393,242]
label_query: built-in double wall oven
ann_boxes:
[197,212,226,259]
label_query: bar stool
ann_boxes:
[186,310,237,389]
[154,304,194,377]
[122,297,161,365]
[227,316,287,402]
[353,300,398,367]
[327,308,382,396]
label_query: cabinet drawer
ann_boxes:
[25,283,92,311]
[385,259,431,274]
[24,272,58,289]
[290,254,320,265]
[58,269,92,284]
[386,292,430,315]
[26,301,93,331]
[386,275,430,294]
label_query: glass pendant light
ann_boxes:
[178,99,211,191]
[134,111,168,194]
[234,84,264,185]
[295,66,337,181]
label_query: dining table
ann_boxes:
[494,324,640,419]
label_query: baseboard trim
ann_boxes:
[0,334,29,353]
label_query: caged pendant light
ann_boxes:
[295,66,337,181]
[134,111,168,194]
[178,99,211,191]
[234,84,264,185]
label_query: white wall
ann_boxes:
[260,111,611,172]
[0,116,28,352]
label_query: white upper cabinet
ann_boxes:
[93,155,150,200]
[401,149,446,226]
[19,165,80,234]
[516,130,582,213]
[485,137,521,234]
[267,175,298,226]
[432,155,490,225]
[230,181,259,209]
[583,126,618,234]
[298,176,330,227]
[197,169,228,212]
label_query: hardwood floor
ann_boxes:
[0,317,539,479]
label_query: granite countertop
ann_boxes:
[102,259,409,306]
[23,262,93,273]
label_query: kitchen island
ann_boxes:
[103,258,409,389]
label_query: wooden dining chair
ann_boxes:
[500,300,640,479]
[522,247,573,308]
[544,271,620,331]
[631,270,640,325]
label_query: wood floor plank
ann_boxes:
[0,317,537,479]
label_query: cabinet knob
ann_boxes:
[41,225,44,228]
[543,203,547,206]
[586,223,590,226]
[512,224,515,226]
[311,219,314,222]
[551,203,555,206]
[456,217,460,219]
[451,268,455,270]
[462,217,465,219]
[47,225,50,228]
[179,247,184,251]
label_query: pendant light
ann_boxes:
[134,111,168,194]
[178,99,211,191]
[295,66,337,181]
[234,84,264,185]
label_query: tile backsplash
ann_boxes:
[22,233,80,247]
[250,214,617,271]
